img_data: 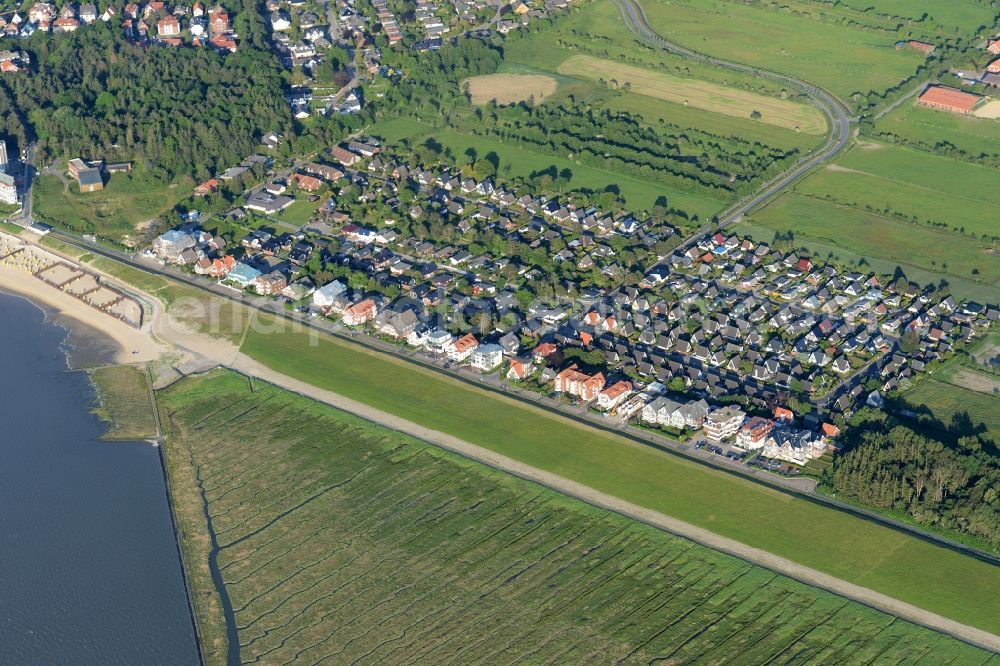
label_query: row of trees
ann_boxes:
[453,102,797,197]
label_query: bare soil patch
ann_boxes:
[947,368,1000,396]
[972,99,1000,119]
[464,73,558,105]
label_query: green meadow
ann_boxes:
[33,166,192,243]
[639,0,933,102]
[745,193,999,289]
[903,378,1000,445]
[795,143,1000,239]
[874,103,1000,159]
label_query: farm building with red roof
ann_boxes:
[916,85,983,114]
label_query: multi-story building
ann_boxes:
[703,406,745,442]
[0,172,17,205]
[554,365,605,402]
[734,416,775,450]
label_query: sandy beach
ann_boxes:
[0,265,167,365]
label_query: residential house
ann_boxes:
[469,343,504,371]
[598,380,632,412]
[506,357,533,381]
[554,364,605,402]
[313,280,348,308]
[225,262,263,288]
[447,332,479,362]
[254,271,288,296]
[761,428,827,465]
[343,298,377,326]
[734,416,775,450]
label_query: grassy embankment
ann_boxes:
[89,364,159,440]
[159,369,1000,665]
[237,317,1000,635]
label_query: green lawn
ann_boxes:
[791,142,1000,239]
[33,165,192,244]
[874,103,1000,159]
[238,319,1000,635]
[273,197,319,227]
[637,0,939,103]
[746,193,999,288]
[370,117,729,216]
[159,369,1000,665]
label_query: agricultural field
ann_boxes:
[969,332,1000,368]
[159,369,1000,665]
[238,320,1000,634]
[600,91,821,153]
[464,73,558,104]
[795,143,1000,239]
[32,166,192,245]
[377,0,828,217]
[557,55,827,133]
[88,364,158,440]
[744,193,999,290]
[639,0,966,102]
[873,103,1000,159]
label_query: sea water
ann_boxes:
[0,292,199,664]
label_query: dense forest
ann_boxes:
[826,409,1000,549]
[0,18,290,182]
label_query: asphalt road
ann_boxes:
[611,0,852,244]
